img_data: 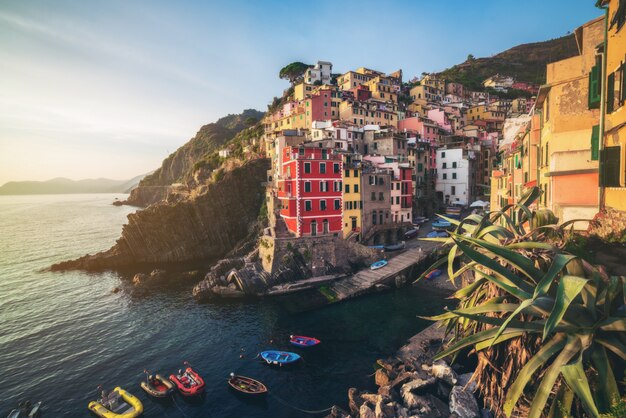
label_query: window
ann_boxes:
[441,151,446,158]
[378,177,384,186]
[588,60,601,109]
[345,184,350,193]
[608,64,625,113]
[320,181,329,192]
[371,192,376,201]
[417,163,423,172]
[304,162,311,174]
[452,162,457,168]
[333,163,340,173]
[334,181,342,192]
[299,148,305,156]
[354,184,359,193]
[304,181,311,192]
[372,212,377,225]
[601,146,621,187]
[442,162,447,169]
[320,200,327,211]
[379,192,384,201]
[354,169,358,177]
[591,125,600,161]
[443,173,447,180]
[345,170,350,177]
[334,199,340,210]
[451,186,456,195]
[320,163,326,174]
[452,173,457,179]
[305,200,312,211]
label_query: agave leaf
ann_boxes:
[534,254,577,297]
[475,331,526,351]
[543,275,588,339]
[471,267,531,301]
[447,245,458,282]
[518,186,542,208]
[527,336,581,418]
[435,214,461,225]
[598,317,626,331]
[604,276,620,316]
[477,224,514,241]
[596,336,626,361]
[453,275,485,299]
[505,241,558,252]
[459,235,543,283]
[547,383,574,418]
[434,327,532,361]
[420,237,452,243]
[561,356,600,417]
[422,303,521,321]
[590,345,620,412]
[503,334,568,417]
[489,298,535,348]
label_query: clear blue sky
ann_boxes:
[0,0,601,184]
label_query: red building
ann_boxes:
[278,146,343,237]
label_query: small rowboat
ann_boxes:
[140,372,175,398]
[425,269,443,280]
[290,335,320,347]
[169,363,205,396]
[260,350,301,366]
[384,241,405,252]
[404,228,419,239]
[88,387,143,418]
[432,220,452,230]
[370,260,388,270]
[426,231,449,238]
[228,373,267,395]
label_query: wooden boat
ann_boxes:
[427,231,449,238]
[88,387,143,418]
[432,220,452,230]
[370,260,388,270]
[260,350,301,366]
[140,372,175,398]
[228,373,268,395]
[384,241,405,252]
[404,228,419,239]
[169,363,205,396]
[289,335,320,347]
[7,401,42,418]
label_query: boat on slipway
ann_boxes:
[370,260,388,270]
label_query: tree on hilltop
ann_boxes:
[279,62,310,84]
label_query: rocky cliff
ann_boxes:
[124,109,263,207]
[51,158,270,271]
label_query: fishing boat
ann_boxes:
[140,371,175,398]
[432,220,452,230]
[260,350,301,366]
[88,387,143,418]
[7,401,42,418]
[425,269,443,280]
[370,260,388,270]
[404,228,419,239]
[169,363,205,396]
[228,373,268,395]
[289,335,320,347]
[384,241,405,252]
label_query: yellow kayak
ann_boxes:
[88,387,143,418]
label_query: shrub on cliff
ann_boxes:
[421,187,625,418]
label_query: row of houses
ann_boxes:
[491,3,626,231]
[262,58,540,241]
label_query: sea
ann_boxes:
[0,194,448,417]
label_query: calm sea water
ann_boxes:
[0,194,447,417]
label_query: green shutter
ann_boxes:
[591,124,600,161]
[622,62,626,102]
[607,72,615,113]
[589,64,600,109]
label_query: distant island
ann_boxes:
[0,174,147,195]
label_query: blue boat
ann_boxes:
[427,231,449,238]
[432,220,452,230]
[370,260,388,270]
[260,350,301,366]
[425,269,443,280]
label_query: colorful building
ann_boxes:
[342,154,362,239]
[278,146,343,237]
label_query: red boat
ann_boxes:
[289,335,321,348]
[169,363,205,396]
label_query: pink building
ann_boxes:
[427,108,452,133]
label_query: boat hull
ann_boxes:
[228,375,268,395]
[88,387,143,418]
[260,350,301,366]
[289,335,320,347]
[169,367,205,396]
[140,374,175,398]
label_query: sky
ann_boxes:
[0,0,601,185]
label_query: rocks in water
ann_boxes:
[457,373,477,393]
[325,405,350,418]
[374,398,396,418]
[132,269,167,286]
[348,388,364,416]
[359,403,376,418]
[449,386,479,418]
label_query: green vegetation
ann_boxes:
[319,285,338,302]
[258,198,268,226]
[421,187,625,418]
[279,61,310,84]
[437,34,578,90]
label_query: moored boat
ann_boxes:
[289,335,320,347]
[404,228,419,239]
[259,350,301,366]
[140,371,175,398]
[169,363,205,396]
[370,260,388,270]
[7,401,42,418]
[426,231,449,238]
[432,220,452,230]
[228,373,268,395]
[384,241,405,252]
[425,269,443,280]
[88,387,143,418]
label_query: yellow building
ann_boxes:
[337,70,376,91]
[363,75,398,103]
[535,16,603,228]
[599,0,626,211]
[467,105,506,122]
[293,82,315,101]
[342,155,362,239]
[338,100,398,128]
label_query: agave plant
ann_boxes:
[419,187,625,417]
